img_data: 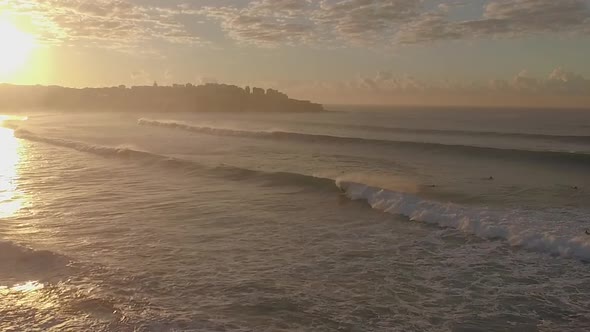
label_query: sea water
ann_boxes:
[1,107,589,331]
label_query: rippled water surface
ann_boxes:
[1,108,590,331]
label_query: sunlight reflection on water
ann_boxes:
[0,127,26,218]
[0,280,45,293]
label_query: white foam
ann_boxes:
[337,180,590,261]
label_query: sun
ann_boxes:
[0,20,36,76]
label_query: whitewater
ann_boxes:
[1,108,590,331]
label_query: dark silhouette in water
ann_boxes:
[572,186,579,190]
[486,176,494,180]
[586,229,590,235]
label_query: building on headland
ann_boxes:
[0,83,324,113]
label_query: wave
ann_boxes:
[287,120,590,144]
[0,240,65,265]
[138,118,590,166]
[15,128,159,160]
[14,128,590,261]
[13,128,336,190]
[0,239,70,283]
[337,180,590,261]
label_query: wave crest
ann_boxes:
[14,128,590,261]
[291,121,590,144]
[337,180,590,261]
[0,240,70,283]
[138,118,590,166]
[14,128,335,190]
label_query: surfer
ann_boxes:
[586,229,590,235]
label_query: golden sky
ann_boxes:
[1,0,590,108]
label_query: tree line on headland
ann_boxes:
[0,83,324,112]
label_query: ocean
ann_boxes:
[1,107,589,331]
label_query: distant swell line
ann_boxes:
[15,129,160,160]
[288,121,590,144]
[13,128,336,189]
[13,128,590,262]
[138,118,590,166]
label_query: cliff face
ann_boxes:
[0,83,324,112]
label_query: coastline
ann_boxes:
[0,83,325,113]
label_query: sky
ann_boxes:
[0,0,590,108]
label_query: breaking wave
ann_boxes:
[337,180,590,261]
[14,128,590,261]
[138,118,590,166]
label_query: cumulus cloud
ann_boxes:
[131,69,152,85]
[274,67,590,107]
[507,68,590,94]
[358,67,590,96]
[196,0,425,46]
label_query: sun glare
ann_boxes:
[0,19,36,76]
[0,125,25,218]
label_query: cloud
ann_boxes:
[507,67,590,94]
[194,0,590,47]
[461,0,590,38]
[250,0,313,15]
[3,0,589,49]
[131,69,151,85]
[437,1,470,12]
[1,0,202,49]
[196,76,218,85]
[397,0,590,43]
[197,1,316,47]
[312,0,421,44]
[396,13,464,44]
[359,67,590,96]
[273,67,590,107]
